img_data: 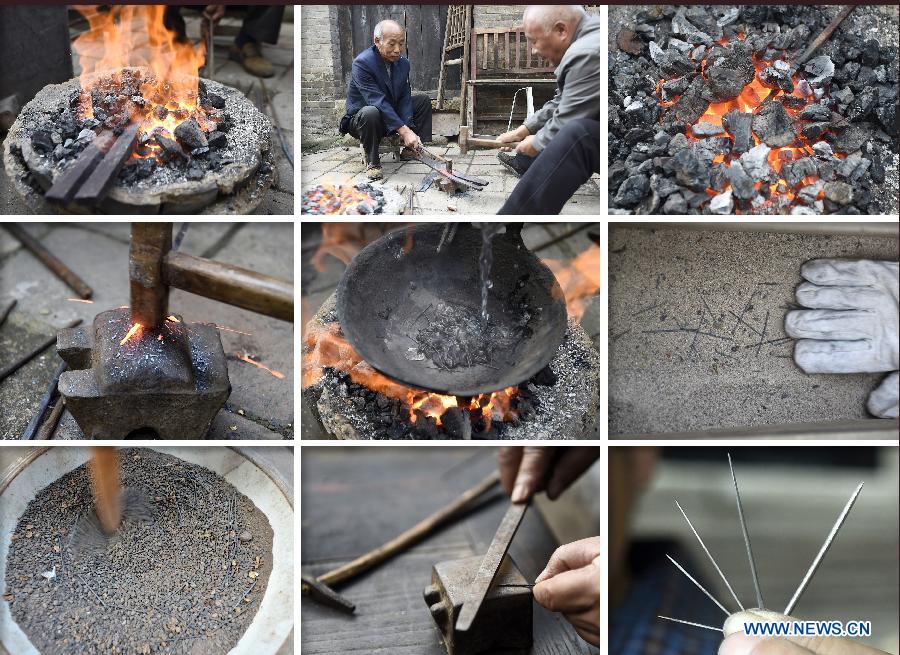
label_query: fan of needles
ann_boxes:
[659,454,864,633]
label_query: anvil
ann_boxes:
[57,307,230,439]
[424,554,532,655]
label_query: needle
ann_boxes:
[658,615,723,633]
[783,482,864,616]
[666,554,730,616]
[675,498,745,611]
[729,453,764,609]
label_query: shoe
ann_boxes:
[230,41,275,78]
[366,165,383,181]
[497,151,532,178]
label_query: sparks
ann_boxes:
[215,324,253,336]
[120,323,143,346]
[67,298,95,304]
[236,354,285,379]
[166,315,181,323]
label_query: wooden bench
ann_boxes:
[465,26,557,133]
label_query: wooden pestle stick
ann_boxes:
[90,447,122,535]
[318,471,501,587]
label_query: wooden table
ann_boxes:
[301,447,599,654]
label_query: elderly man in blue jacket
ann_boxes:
[339,19,433,181]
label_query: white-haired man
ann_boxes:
[339,19,433,181]
[495,5,600,213]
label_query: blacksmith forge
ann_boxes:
[424,555,532,655]
[57,222,292,439]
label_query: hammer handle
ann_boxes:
[469,137,520,149]
[318,471,500,587]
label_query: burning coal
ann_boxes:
[303,321,517,430]
[610,5,898,215]
[301,183,387,215]
[5,3,272,214]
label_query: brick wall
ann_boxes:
[300,5,343,140]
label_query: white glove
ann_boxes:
[785,259,899,419]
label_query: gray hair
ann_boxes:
[523,5,586,32]
[374,19,403,41]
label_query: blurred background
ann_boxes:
[615,446,899,651]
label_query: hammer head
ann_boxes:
[301,575,356,614]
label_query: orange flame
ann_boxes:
[542,242,601,322]
[236,354,285,380]
[120,323,143,346]
[302,321,517,428]
[660,41,832,206]
[72,5,212,141]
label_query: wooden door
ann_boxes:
[340,5,461,95]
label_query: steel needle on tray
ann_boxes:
[783,482,864,616]
[729,453,765,610]
[675,499,745,611]
[666,554,730,616]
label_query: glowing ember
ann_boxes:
[236,354,285,380]
[655,35,836,210]
[301,183,386,215]
[303,321,519,427]
[119,323,143,346]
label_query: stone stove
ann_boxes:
[302,294,601,440]
[3,67,273,214]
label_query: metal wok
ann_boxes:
[336,223,567,396]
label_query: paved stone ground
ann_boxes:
[300,143,601,215]
[0,9,294,215]
[0,222,294,440]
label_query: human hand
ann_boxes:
[533,537,600,646]
[497,446,599,503]
[514,134,540,157]
[785,259,899,418]
[203,5,226,23]
[397,125,421,150]
[498,125,530,151]
[720,610,891,655]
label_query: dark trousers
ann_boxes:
[499,118,600,215]
[165,6,284,45]
[347,94,432,166]
[238,6,285,45]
